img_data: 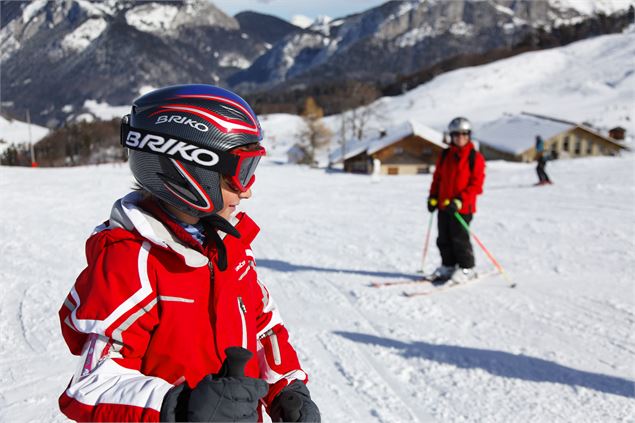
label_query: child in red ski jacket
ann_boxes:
[58,85,320,422]
[427,117,485,285]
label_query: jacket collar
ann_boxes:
[108,192,210,268]
[450,141,475,157]
[107,193,261,269]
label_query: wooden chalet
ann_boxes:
[329,121,446,175]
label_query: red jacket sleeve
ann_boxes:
[59,237,172,422]
[251,277,308,410]
[458,151,485,203]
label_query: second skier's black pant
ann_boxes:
[536,159,550,183]
[437,211,474,269]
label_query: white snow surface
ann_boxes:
[219,52,251,69]
[21,0,48,23]
[60,18,108,53]
[0,116,49,153]
[124,3,180,35]
[291,15,314,29]
[258,113,306,161]
[1,153,634,422]
[82,100,130,121]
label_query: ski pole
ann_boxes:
[453,212,516,288]
[420,212,434,273]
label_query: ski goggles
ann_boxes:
[224,146,266,192]
[121,119,265,192]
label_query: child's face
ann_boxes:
[451,132,470,147]
[218,176,252,220]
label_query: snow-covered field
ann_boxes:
[1,153,633,422]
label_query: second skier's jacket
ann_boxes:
[429,141,485,214]
[58,193,307,422]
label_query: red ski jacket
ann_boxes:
[58,193,307,422]
[429,141,485,214]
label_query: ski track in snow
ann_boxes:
[0,156,634,422]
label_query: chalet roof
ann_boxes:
[474,114,571,155]
[329,120,445,163]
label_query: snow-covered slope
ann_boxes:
[1,152,633,422]
[320,29,635,147]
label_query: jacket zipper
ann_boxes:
[209,262,223,362]
[237,297,247,349]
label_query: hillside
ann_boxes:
[257,29,635,162]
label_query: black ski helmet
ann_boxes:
[121,84,264,217]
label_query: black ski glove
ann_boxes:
[445,198,462,214]
[270,381,320,422]
[427,197,438,213]
[161,347,268,422]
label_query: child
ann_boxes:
[427,117,486,285]
[58,85,320,422]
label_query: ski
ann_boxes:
[402,270,499,297]
[370,277,435,288]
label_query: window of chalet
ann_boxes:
[574,138,582,155]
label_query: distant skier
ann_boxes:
[57,85,320,422]
[427,117,486,284]
[535,135,552,185]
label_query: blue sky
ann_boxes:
[212,0,388,21]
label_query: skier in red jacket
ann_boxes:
[427,117,486,284]
[58,85,320,422]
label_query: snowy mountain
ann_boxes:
[1,153,633,422]
[229,0,634,91]
[1,0,632,127]
[0,1,299,126]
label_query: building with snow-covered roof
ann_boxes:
[475,112,627,162]
[329,120,446,175]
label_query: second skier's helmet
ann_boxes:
[121,84,265,217]
[448,117,472,135]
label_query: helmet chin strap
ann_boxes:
[201,214,241,271]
